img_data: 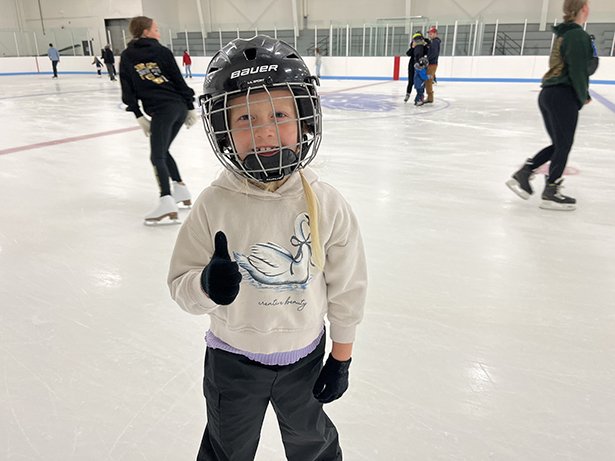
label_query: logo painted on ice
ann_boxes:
[230,64,279,79]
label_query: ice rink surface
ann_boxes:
[1,74,614,461]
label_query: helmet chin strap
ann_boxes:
[242,148,299,183]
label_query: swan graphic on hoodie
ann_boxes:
[234,213,313,290]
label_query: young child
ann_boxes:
[91,56,103,76]
[413,57,431,106]
[168,35,368,460]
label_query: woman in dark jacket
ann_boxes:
[506,0,598,210]
[120,16,198,224]
[404,32,428,103]
[101,45,116,81]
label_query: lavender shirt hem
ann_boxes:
[205,328,325,366]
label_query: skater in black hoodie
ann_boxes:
[120,16,198,224]
[101,45,117,81]
[404,32,428,103]
[506,0,598,211]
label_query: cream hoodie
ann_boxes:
[167,167,367,354]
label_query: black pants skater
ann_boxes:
[149,102,187,197]
[406,63,415,95]
[530,85,580,182]
[197,335,342,461]
[105,63,116,80]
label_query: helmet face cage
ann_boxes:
[200,36,322,183]
[202,81,321,183]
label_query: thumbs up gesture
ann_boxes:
[200,231,242,305]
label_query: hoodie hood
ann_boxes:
[129,37,159,48]
[211,167,318,199]
[553,21,581,37]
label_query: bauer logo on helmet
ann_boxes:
[230,64,279,79]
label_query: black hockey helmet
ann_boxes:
[200,35,322,183]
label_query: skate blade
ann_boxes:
[144,212,181,226]
[177,199,192,207]
[505,179,530,200]
[539,200,576,211]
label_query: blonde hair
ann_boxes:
[129,16,153,39]
[246,172,324,272]
[299,171,324,271]
[563,0,587,22]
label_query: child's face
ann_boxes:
[228,89,299,161]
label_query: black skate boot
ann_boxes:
[540,177,576,211]
[404,93,410,103]
[505,159,535,200]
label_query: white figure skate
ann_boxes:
[172,181,192,207]
[144,195,180,225]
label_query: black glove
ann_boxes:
[312,353,352,404]
[200,231,242,305]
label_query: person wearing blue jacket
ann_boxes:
[47,44,60,78]
[413,57,431,106]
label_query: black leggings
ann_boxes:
[530,85,580,182]
[149,103,187,197]
[406,64,415,94]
